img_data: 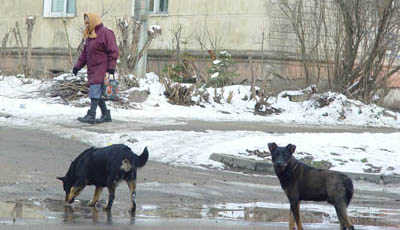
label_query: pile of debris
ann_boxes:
[165,82,196,106]
[160,76,209,106]
[48,78,88,103]
[245,149,271,159]
[46,73,146,109]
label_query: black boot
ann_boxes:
[77,99,98,124]
[97,99,112,123]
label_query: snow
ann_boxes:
[213,59,222,65]
[220,51,232,57]
[210,72,220,79]
[117,17,129,28]
[1,73,400,176]
[149,25,161,33]
[268,91,399,128]
[79,130,400,175]
[150,25,161,30]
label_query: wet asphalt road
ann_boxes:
[0,219,298,230]
[1,125,400,229]
[146,120,400,133]
[57,119,400,134]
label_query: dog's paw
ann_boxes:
[129,206,136,215]
[129,209,136,215]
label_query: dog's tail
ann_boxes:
[344,176,354,206]
[135,147,149,168]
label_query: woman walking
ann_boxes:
[73,13,119,124]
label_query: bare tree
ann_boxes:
[194,21,227,59]
[9,17,36,77]
[250,23,270,100]
[63,19,73,67]
[192,9,229,85]
[12,22,24,73]
[333,0,400,102]
[277,0,400,103]
[0,33,9,55]
[115,17,161,77]
[172,25,183,66]
[100,3,113,17]
[278,0,325,85]
[162,24,205,84]
[25,16,36,77]
[248,56,257,100]
[0,32,10,71]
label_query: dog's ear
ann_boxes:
[286,144,296,154]
[268,142,278,153]
[57,176,65,182]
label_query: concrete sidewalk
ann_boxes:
[210,153,400,185]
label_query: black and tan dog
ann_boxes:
[268,143,354,230]
[57,144,148,214]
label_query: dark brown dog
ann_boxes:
[268,143,354,230]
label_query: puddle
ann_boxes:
[0,200,46,221]
[0,199,399,228]
[0,198,130,225]
[203,202,400,228]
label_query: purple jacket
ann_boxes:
[75,24,119,85]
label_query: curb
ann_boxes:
[210,153,400,185]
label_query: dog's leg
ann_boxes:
[68,186,84,203]
[126,180,137,214]
[64,206,74,223]
[289,210,296,230]
[290,200,303,230]
[103,185,116,211]
[64,193,69,202]
[106,210,113,224]
[88,187,103,207]
[334,203,354,230]
[91,206,99,223]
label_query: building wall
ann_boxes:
[0,0,272,51]
[0,0,132,48]
[150,0,272,51]
[0,0,329,94]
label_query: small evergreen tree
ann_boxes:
[207,51,237,87]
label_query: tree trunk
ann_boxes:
[26,17,36,77]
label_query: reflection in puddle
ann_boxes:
[0,198,133,225]
[0,200,46,221]
[206,206,329,223]
[0,199,399,228]
[203,202,400,228]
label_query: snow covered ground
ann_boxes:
[0,73,399,176]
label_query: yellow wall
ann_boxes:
[0,0,272,50]
[150,0,272,50]
[0,0,131,48]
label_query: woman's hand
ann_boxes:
[73,67,79,76]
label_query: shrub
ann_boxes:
[207,51,237,88]
[162,63,186,83]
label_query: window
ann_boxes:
[150,0,168,14]
[43,0,76,17]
